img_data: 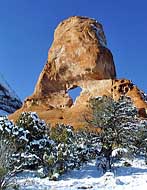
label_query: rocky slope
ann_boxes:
[10,16,147,127]
[0,74,22,115]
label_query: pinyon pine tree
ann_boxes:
[87,95,147,171]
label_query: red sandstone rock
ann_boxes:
[10,16,147,127]
[26,16,116,109]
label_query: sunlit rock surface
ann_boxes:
[10,16,147,127]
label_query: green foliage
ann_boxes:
[0,135,17,190]
[89,96,115,128]
[88,96,142,149]
[43,124,78,178]
[89,95,137,129]
[0,112,53,171]
[0,167,7,178]
[87,95,147,171]
[4,105,146,179]
[50,124,74,144]
[16,112,47,138]
[15,112,54,169]
[42,124,100,179]
[0,113,100,180]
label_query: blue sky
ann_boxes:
[0,0,147,101]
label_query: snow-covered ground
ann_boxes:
[15,157,147,190]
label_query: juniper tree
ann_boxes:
[44,124,101,179]
[15,112,54,169]
[87,95,147,170]
[0,116,18,189]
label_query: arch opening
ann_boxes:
[68,86,82,104]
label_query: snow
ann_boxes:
[5,126,11,133]
[0,110,8,116]
[0,73,20,100]
[15,157,147,190]
[112,148,128,157]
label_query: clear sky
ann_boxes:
[0,0,147,101]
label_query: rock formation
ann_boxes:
[10,16,147,127]
[0,74,22,116]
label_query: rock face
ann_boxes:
[25,16,116,109]
[10,16,147,127]
[0,74,22,116]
